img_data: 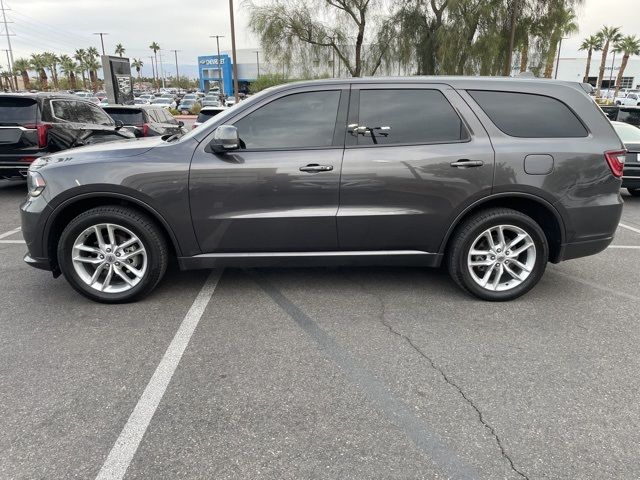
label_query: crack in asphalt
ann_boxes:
[350,276,529,480]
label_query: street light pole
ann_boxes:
[608,50,617,95]
[209,35,225,96]
[171,49,180,87]
[254,50,260,78]
[554,37,566,79]
[228,0,240,103]
[93,32,108,56]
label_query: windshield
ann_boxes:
[618,109,640,127]
[613,122,640,143]
[154,99,171,104]
[105,109,144,125]
[196,109,224,123]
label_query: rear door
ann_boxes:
[337,83,494,253]
[48,99,120,147]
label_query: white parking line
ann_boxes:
[0,239,25,244]
[619,223,640,235]
[608,245,640,249]
[0,227,20,239]
[95,269,222,480]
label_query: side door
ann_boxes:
[337,84,494,253]
[189,85,349,253]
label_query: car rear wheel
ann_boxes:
[447,208,548,301]
[57,206,168,303]
[628,188,640,197]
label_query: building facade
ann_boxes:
[555,56,640,90]
[198,49,275,95]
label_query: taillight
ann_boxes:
[24,123,49,148]
[605,150,626,177]
[135,124,150,137]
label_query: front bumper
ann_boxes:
[20,194,55,272]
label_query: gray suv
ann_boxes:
[20,77,625,303]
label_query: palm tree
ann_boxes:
[613,35,640,98]
[85,47,101,92]
[59,54,79,90]
[30,53,48,90]
[579,35,602,83]
[13,57,31,90]
[74,49,88,89]
[543,6,579,78]
[115,43,126,57]
[42,52,60,90]
[149,42,160,89]
[595,26,623,97]
[85,57,101,92]
[131,58,144,88]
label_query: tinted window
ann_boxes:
[618,108,640,127]
[197,109,224,123]
[147,109,160,123]
[468,90,588,138]
[356,89,466,145]
[104,108,144,125]
[52,100,113,125]
[233,90,340,149]
[0,97,38,125]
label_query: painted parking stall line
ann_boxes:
[0,227,20,239]
[0,239,25,244]
[619,223,640,235]
[95,269,222,480]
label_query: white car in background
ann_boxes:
[151,98,177,110]
[617,92,640,106]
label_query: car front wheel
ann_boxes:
[447,208,548,301]
[57,206,168,303]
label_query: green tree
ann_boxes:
[542,4,578,78]
[149,42,160,88]
[85,47,101,92]
[42,52,60,90]
[613,35,640,98]
[131,58,144,87]
[249,72,290,93]
[595,26,623,96]
[74,49,88,89]
[579,34,602,83]
[13,57,31,90]
[115,43,126,57]
[59,54,79,90]
[30,54,48,90]
[247,0,394,77]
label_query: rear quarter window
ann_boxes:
[104,108,144,125]
[0,97,38,125]
[468,90,588,138]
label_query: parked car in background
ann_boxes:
[224,97,236,107]
[21,77,624,303]
[617,93,640,106]
[178,98,200,114]
[95,91,107,101]
[102,105,186,138]
[139,93,156,103]
[134,97,150,105]
[73,91,93,99]
[0,93,133,179]
[192,106,226,128]
[616,106,640,127]
[201,95,221,107]
[600,105,619,121]
[98,98,110,107]
[611,121,640,196]
[151,98,177,110]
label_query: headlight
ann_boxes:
[27,171,46,197]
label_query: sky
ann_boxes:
[3,0,640,78]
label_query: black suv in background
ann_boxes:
[0,93,133,179]
[102,105,187,138]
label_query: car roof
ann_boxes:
[0,92,79,100]
[200,106,226,111]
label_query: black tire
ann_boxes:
[628,188,640,197]
[57,206,168,303]
[447,208,549,301]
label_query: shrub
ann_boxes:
[168,108,180,116]
[189,104,202,115]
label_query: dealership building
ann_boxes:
[553,56,640,90]
[198,48,274,95]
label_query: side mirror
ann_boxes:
[209,125,239,153]
[114,119,124,130]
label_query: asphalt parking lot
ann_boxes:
[1,179,640,479]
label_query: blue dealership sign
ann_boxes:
[198,54,233,95]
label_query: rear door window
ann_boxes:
[468,90,588,138]
[355,89,468,145]
[104,108,144,125]
[0,97,38,126]
[52,100,114,126]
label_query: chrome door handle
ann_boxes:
[299,164,334,173]
[450,159,484,168]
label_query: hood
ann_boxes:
[30,136,166,170]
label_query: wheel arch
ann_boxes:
[440,193,566,263]
[44,192,183,273]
